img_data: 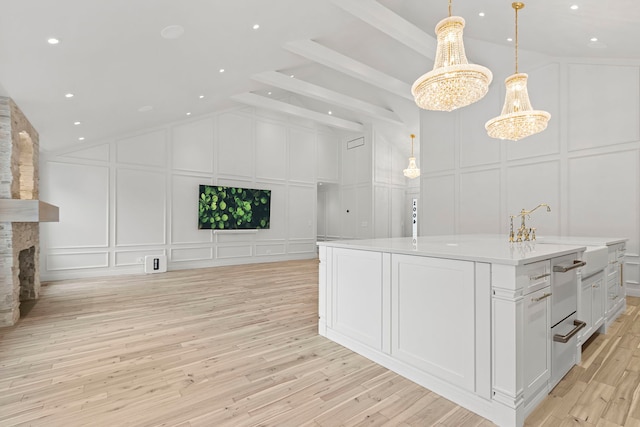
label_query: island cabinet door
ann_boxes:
[330,248,386,351]
[390,254,481,393]
[522,286,551,403]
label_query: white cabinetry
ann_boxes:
[391,254,489,394]
[605,243,626,328]
[522,286,551,402]
[579,271,605,340]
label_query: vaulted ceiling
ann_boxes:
[0,0,638,152]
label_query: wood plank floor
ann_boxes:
[0,259,637,426]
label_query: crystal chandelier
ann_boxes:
[403,134,421,179]
[485,2,550,141]
[411,0,493,112]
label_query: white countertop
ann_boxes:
[534,235,627,247]
[317,234,587,266]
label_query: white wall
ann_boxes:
[39,107,340,280]
[419,50,640,295]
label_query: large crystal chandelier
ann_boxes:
[485,2,550,141]
[411,0,493,112]
[403,134,421,179]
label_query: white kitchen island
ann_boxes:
[317,235,589,427]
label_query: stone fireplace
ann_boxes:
[0,96,58,327]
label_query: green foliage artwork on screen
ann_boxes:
[198,185,271,230]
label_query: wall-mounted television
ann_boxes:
[198,185,271,230]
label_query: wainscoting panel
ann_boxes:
[218,113,253,178]
[374,185,390,239]
[115,168,166,246]
[568,64,640,151]
[422,112,455,173]
[288,185,316,240]
[317,132,339,183]
[171,247,213,262]
[217,245,253,259]
[116,130,167,167]
[255,120,287,181]
[422,175,455,235]
[459,169,501,235]
[568,150,639,251]
[506,160,561,236]
[47,252,109,271]
[44,162,109,249]
[255,242,286,256]
[289,128,316,183]
[171,118,214,173]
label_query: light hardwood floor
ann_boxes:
[0,259,637,426]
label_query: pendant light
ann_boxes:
[403,134,420,179]
[485,2,550,141]
[411,0,493,112]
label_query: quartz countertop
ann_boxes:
[317,234,587,266]
[534,235,627,247]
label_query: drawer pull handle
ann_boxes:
[553,260,586,273]
[532,292,552,302]
[553,320,586,343]
[530,273,551,281]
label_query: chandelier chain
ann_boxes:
[515,4,519,74]
[448,0,452,17]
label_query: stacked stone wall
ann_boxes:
[0,96,41,327]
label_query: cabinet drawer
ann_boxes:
[518,260,551,295]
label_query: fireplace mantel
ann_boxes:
[0,199,59,222]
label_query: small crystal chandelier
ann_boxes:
[403,134,420,179]
[411,0,493,112]
[485,2,550,141]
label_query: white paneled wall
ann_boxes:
[419,59,640,296]
[40,107,339,280]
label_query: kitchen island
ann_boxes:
[317,235,589,427]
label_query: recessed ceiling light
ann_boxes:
[290,74,294,78]
[65,93,74,98]
[138,105,153,112]
[186,112,192,116]
[74,121,81,125]
[328,111,332,115]
[161,25,184,40]
[268,91,272,95]
[478,12,485,17]
[199,95,204,99]
[570,4,579,10]
[47,38,60,45]
[219,68,225,73]
[507,38,513,42]
[253,24,260,30]
[590,37,598,42]
[78,137,85,141]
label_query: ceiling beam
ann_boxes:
[329,0,436,58]
[230,93,365,133]
[284,40,413,101]
[252,71,403,126]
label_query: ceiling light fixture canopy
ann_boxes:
[411,0,493,112]
[403,134,421,179]
[485,2,550,141]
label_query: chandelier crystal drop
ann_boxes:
[411,1,493,112]
[403,134,421,179]
[485,2,550,141]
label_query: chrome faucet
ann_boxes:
[509,203,551,242]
